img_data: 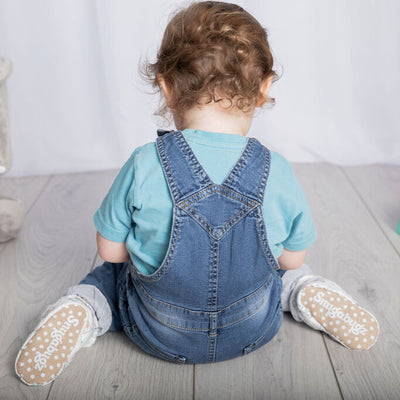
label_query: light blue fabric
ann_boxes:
[93,129,317,275]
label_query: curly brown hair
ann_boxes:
[140,1,280,123]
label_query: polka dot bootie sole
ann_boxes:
[295,278,379,350]
[15,295,98,386]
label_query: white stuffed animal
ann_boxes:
[0,57,24,243]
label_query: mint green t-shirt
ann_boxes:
[93,129,317,275]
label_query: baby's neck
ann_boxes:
[176,100,255,136]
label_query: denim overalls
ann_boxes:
[82,129,283,364]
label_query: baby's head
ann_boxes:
[142,1,279,128]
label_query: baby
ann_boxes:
[15,1,379,386]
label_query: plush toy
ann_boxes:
[0,57,24,243]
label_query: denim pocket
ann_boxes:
[123,323,186,364]
[242,303,283,355]
[118,267,186,364]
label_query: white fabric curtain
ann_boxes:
[0,0,399,177]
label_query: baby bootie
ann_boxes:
[15,295,98,386]
[289,275,379,350]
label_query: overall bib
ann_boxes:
[116,130,283,364]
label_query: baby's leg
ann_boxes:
[66,261,128,334]
[281,264,379,350]
[15,261,127,386]
[280,264,313,312]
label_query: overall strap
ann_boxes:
[221,136,271,204]
[156,130,271,204]
[156,130,213,203]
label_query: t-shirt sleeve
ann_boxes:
[93,149,138,243]
[281,164,317,251]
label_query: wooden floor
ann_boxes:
[0,163,399,400]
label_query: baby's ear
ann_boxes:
[256,94,267,107]
[256,75,273,107]
[157,74,174,107]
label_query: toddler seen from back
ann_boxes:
[16,1,379,386]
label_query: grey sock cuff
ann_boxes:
[65,284,112,335]
[281,263,314,312]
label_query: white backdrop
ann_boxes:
[0,0,399,177]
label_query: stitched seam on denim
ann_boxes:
[134,279,211,315]
[175,130,211,185]
[224,138,255,187]
[135,324,183,363]
[256,206,280,271]
[258,206,280,271]
[207,327,217,362]
[207,316,212,360]
[179,203,230,236]
[179,194,257,237]
[180,190,253,209]
[215,239,219,312]
[122,324,133,336]
[211,238,218,312]
[188,205,250,239]
[177,185,259,236]
[219,204,258,237]
[256,146,266,201]
[130,285,279,332]
[158,135,179,201]
[179,202,258,239]
[229,138,256,184]
[220,137,249,186]
[133,269,273,318]
[142,307,210,332]
[255,205,275,268]
[134,275,273,327]
[213,241,219,362]
[179,207,216,238]
[158,135,180,202]
[210,335,217,363]
[247,304,282,350]
[180,205,214,234]
[134,208,182,281]
[257,146,269,203]
[218,285,274,329]
[261,147,271,203]
[207,239,218,362]
[219,274,273,313]
[176,130,206,181]
[180,185,257,207]
[179,186,257,209]
[207,332,212,362]
[180,187,257,210]
[135,324,185,363]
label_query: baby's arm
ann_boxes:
[278,248,307,270]
[96,231,130,263]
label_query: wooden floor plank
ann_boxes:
[0,175,50,250]
[0,171,116,399]
[342,165,400,255]
[49,254,193,400]
[294,163,400,400]
[0,175,51,399]
[195,316,341,400]
[0,175,50,208]
[49,332,193,400]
